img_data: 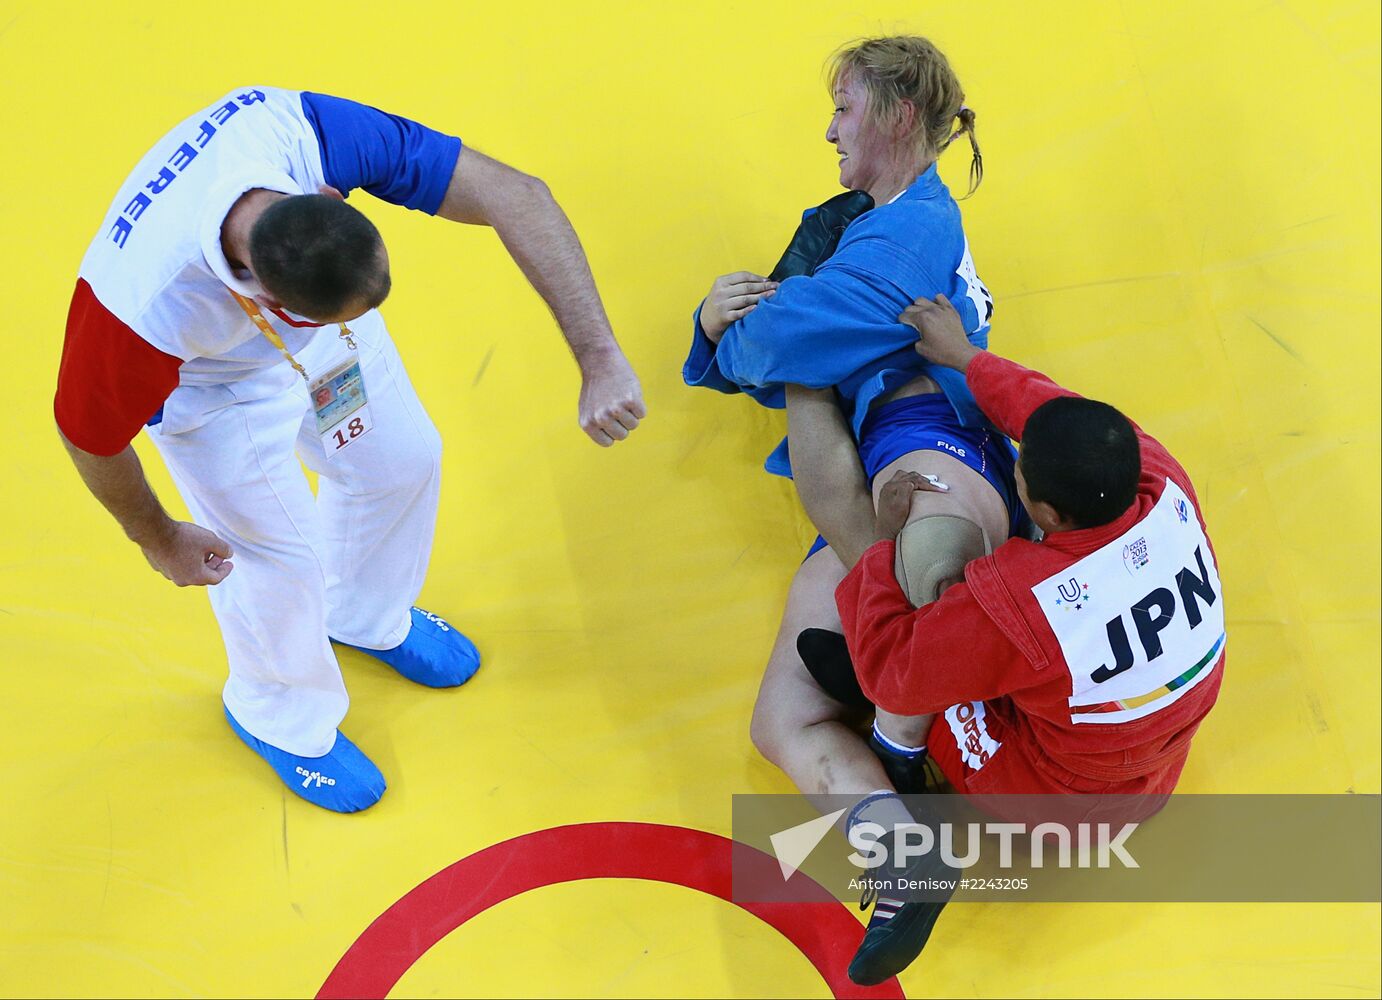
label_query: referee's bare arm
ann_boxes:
[58,429,233,586]
[436,147,645,447]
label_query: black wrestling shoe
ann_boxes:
[849,828,959,986]
[796,628,872,709]
[769,190,875,281]
[797,628,943,794]
[867,730,943,796]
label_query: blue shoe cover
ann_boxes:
[336,607,481,688]
[224,707,386,813]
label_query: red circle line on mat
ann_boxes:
[317,821,904,999]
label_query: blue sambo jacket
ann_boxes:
[683,164,993,477]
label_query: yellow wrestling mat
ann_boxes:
[2,1,1378,996]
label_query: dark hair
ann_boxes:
[248,194,390,319]
[1019,397,1140,528]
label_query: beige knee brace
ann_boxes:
[893,515,991,607]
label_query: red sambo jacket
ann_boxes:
[837,351,1225,795]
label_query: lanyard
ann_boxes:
[228,290,356,383]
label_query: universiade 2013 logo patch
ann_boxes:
[1122,537,1150,575]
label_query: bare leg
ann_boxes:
[873,708,933,746]
[749,545,892,798]
[785,385,878,570]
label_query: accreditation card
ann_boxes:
[311,358,373,455]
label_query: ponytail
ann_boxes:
[951,106,983,197]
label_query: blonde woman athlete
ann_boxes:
[684,37,1018,981]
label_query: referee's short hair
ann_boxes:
[249,194,390,320]
[1019,397,1141,528]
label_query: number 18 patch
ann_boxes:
[311,358,373,456]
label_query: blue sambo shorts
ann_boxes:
[806,393,1025,558]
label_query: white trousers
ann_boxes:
[149,311,442,756]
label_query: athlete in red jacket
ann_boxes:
[786,293,1225,984]
[843,313,1223,795]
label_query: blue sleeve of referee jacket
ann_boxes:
[300,92,463,214]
